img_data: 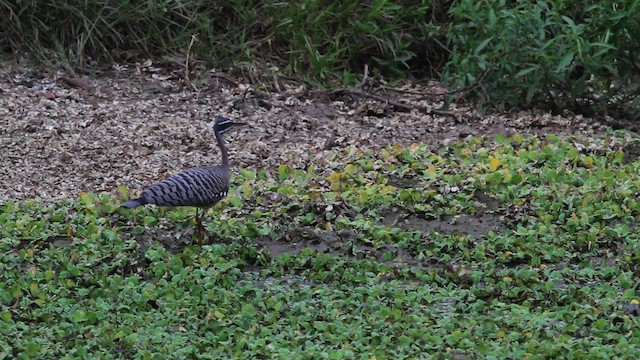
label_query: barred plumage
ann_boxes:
[122,116,245,243]
[139,166,230,207]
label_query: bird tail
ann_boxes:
[121,197,147,208]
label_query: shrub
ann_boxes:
[257,0,446,82]
[0,1,251,68]
[0,0,448,84]
[444,0,640,116]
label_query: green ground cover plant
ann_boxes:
[2,133,640,358]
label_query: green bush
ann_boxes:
[258,0,444,82]
[0,0,446,84]
[1,1,251,67]
[444,0,640,115]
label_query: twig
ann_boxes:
[360,64,369,88]
[210,73,239,87]
[379,86,432,96]
[185,34,197,82]
[273,72,281,93]
[378,69,491,100]
[331,88,460,120]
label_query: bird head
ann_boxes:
[213,116,246,135]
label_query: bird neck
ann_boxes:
[215,131,230,168]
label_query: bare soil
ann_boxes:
[0,61,628,260]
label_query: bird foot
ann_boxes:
[195,224,208,245]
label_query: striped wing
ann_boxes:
[142,166,229,207]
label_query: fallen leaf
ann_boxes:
[489,157,500,172]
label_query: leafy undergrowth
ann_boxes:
[2,134,640,358]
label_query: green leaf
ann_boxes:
[143,216,158,226]
[571,75,587,98]
[241,304,256,317]
[66,263,80,277]
[71,310,86,323]
[145,249,160,261]
[473,36,494,55]
[117,185,129,197]
[561,15,577,29]
[240,169,256,180]
[228,197,243,207]
[25,342,40,357]
[278,165,291,181]
[487,8,496,27]
[28,282,40,297]
[399,335,411,346]
[614,150,624,164]
[509,172,523,184]
[515,66,539,77]
[79,192,94,206]
[556,52,574,73]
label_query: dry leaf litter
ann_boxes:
[0,62,614,202]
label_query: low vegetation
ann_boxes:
[2,134,640,358]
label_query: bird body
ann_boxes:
[122,165,229,208]
[122,116,244,242]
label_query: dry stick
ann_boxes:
[336,89,460,120]
[378,70,491,99]
[210,74,239,87]
[250,88,296,114]
[379,86,436,96]
[185,34,197,82]
[360,64,369,88]
[379,85,461,103]
[273,72,281,93]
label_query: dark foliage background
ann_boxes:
[2,0,639,116]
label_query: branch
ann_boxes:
[331,88,461,121]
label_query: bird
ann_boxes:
[122,116,245,243]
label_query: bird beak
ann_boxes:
[232,122,248,127]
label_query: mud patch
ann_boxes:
[382,210,505,239]
[386,174,421,189]
[51,236,73,248]
[256,228,342,257]
[473,190,503,211]
[121,224,196,254]
[240,272,315,291]
[622,141,640,164]
[255,227,437,271]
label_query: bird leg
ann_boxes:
[194,207,211,245]
[194,207,205,245]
